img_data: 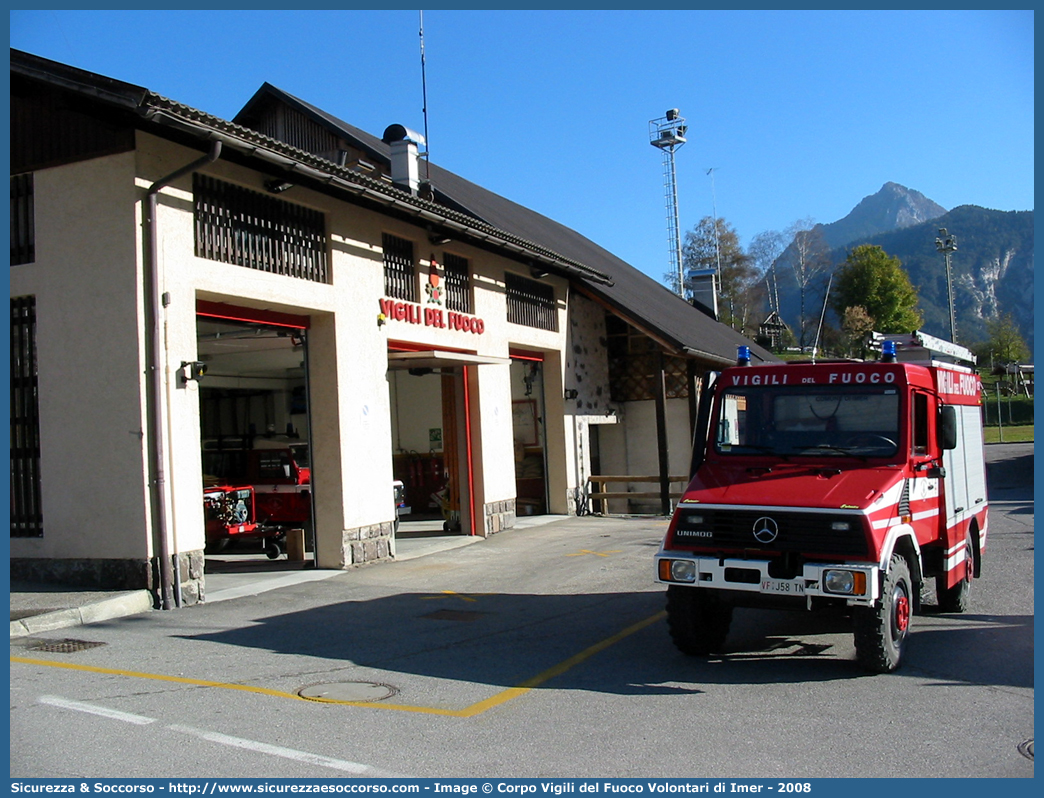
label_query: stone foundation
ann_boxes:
[176,549,205,606]
[11,557,153,592]
[11,551,206,609]
[342,520,395,566]
[483,499,516,536]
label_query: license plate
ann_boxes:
[761,578,803,594]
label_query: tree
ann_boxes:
[778,218,831,347]
[747,229,787,316]
[841,305,875,358]
[676,217,760,333]
[978,314,1030,365]
[831,245,922,334]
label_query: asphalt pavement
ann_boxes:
[10,441,1033,638]
[8,515,559,638]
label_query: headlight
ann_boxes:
[831,521,851,531]
[824,569,867,595]
[670,559,697,582]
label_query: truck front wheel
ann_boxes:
[853,554,912,673]
[665,585,733,656]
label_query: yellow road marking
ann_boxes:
[566,549,622,557]
[420,590,488,602]
[11,610,666,718]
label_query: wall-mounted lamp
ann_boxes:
[265,179,295,194]
[530,266,550,279]
[428,227,452,245]
[564,389,579,400]
[179,361,207,384]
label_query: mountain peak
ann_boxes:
[819,183,947,249]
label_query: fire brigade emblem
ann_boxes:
[425,257,444,305]
[753,516,779,544]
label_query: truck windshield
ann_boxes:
[714,385,901,458]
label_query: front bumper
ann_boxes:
[655,551,880,606]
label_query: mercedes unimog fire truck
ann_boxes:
[655,331,988,672]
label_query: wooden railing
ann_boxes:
[586,475,689,516]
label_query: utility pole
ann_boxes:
[706,168,722,294]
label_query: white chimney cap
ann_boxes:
[382,124,426,147]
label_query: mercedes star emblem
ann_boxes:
[753,516,779,544]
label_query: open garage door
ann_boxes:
[196,302,314,569]
[387,346,509,540]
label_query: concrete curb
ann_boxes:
[10,590,154,639]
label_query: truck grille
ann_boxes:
[673,508,869,558]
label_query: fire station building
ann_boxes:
[10,49,773,608]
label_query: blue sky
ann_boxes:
[9,8,1034,284]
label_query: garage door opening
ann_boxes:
[511,353,548,517]
[387,347,509,543]
[196,305,314,570]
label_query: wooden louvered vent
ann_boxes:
[11,296,43,538]
[506,273,557,332]
[193,175,329,283]
[443,253,472,314]
[10,174,34,266]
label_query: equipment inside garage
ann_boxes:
[196,313,313,564]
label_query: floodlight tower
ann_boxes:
[935,228,958,343]
[649,109,688,297]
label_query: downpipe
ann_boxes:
[144,141,222,609]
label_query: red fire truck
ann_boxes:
[655,331,988,672]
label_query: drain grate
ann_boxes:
[422,609,486,622]
[1018,739,1034,761]
[27,638,107,654]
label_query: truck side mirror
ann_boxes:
[937,405,958,450]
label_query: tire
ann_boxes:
[853,554,913,673]
[665,585,733,656]
[265,541,282,560]
[937,530,973,613]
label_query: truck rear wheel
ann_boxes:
[665,585,732,656]
[936,530,973,613]
[853,554,912,673]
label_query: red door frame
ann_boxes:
[196,300,310,330]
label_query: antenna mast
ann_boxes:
[419,10,431,182]
[706,167,722,296]
[649,110,687,297]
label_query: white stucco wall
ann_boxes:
[10,152,151,560]
[596,398,693,514]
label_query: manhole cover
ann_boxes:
[28,639,106,654]
[422,609,485,622]
[298,682,398,703]
[1018,739,1034,760]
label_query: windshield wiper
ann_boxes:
[805,444,868,460]
[723,444,791,460]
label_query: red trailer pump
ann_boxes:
[202,437,311,559]
[655,331,988,672]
